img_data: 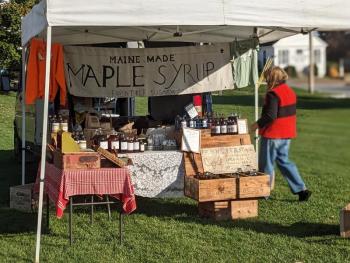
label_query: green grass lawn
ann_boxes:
[1,89,350,263]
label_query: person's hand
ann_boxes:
[250,122,259,132]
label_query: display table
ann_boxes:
[126,151,185,198]
[35,163,136,217]
[35,162,137,244]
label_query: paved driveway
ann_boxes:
[288,78,350,98]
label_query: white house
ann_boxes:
[259,33,328,77]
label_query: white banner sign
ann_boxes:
[64,44,234,98]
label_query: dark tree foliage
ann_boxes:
[0,0,35,70]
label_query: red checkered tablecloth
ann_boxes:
[35,163,136,218]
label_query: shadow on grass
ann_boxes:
[134,197,338,238]
[0,208,37,234]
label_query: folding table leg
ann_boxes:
[69,197,73,245]
[90,195,94,225]
[119,211,123,245]
[46,194,50,233]
[106,195,111,221]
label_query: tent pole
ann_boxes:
[35,26,52,263]
[308,32,315,94]
[254,82,259,157]
[21,47,27,185]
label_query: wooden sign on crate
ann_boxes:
[201,145,257,174]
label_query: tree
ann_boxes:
[0,0,35,71]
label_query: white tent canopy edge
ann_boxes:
[21,0,350,46]
[21,1,350,262]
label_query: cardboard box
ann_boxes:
[10,184,34,212]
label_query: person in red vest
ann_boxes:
[251,66,311,201]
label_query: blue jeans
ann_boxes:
[259,137,306,194]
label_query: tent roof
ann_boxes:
[21,0,350,46]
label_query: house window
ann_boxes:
[314,49,321,63]
[278,50,289,64]
[296,49,303,55]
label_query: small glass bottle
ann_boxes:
[119,133,128,153]
[181,115,187,129]
[140,140,145,152]
[127,136,134,153]
[78,131,87,150]
[189,118,195,128]
[60,116,69,132]
[220,114,227,134]
[51,115,60,133]
[214,114,221,135]
[99,131,109,150]
[108,129,120,153]
[202,115,208,129]
[133,137,140,152]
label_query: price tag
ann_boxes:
[185,103,199,119]
[237,119,248,134]
[181,128,201,153]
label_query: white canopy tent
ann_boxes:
[20,0,350,262]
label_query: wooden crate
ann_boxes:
[200,129,251,148]
[238,174,271,199]
[10,183,34,212]
[198,199,258,220]
[185,176,237,202]
[340,203,350,238]
[53,150,101,169]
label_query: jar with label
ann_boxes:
[133,137,140,152]
[119,134,128,153]
[140,140,145,152]
[108,129,120,153]
[127,136,134,153]
[99,133,109,150]
[51,115,60,133]
[78,132,87,150]
[60,117,69,132]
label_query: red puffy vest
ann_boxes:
[259,83,297,139]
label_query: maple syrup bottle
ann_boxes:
[127,136,134,153]
[78,132,87,150]
[139,140,145,152]
[108,129,119,153]
[99,133,109,150]
[232,113,238,135]
[119,134,128,153]
[133,136,140,152]
[51,115,60,133]
[220,114,227,134]
[214,114,221,135]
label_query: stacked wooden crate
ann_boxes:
[184,130,270,220]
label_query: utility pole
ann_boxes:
[308,32,315,94]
